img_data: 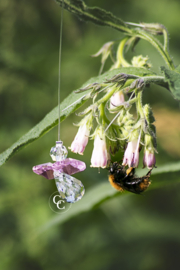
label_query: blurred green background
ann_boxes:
[1,0,180,269]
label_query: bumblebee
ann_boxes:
[108,162,152,194]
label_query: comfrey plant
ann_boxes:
[70,60,157,170]
[66,13,179,171]
[1,1,180,194]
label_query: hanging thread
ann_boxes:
[58,0,64,141]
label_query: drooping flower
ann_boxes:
[122,130,141,168]
[143,151,156,169]
[143,134,156,169]
[70,114,93,155]
[91,127,110,168]
[70,124,90,155]
[110,90,125,110]
[122,139,139,168]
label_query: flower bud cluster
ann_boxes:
[69,71,157,170]
[69,39,158,170]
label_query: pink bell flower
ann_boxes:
[91,133,110,168]
[143,150,156,169]
[143,134,156,169]
[70,124,90,155]
[122,129,141,168]
[122,139,140,168]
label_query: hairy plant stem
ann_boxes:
[135,30,175,70]
[98,102,108,126]
[97,85,117,105]
[162,27,169,52]
[113,37,131,68]
[55,0,175,70]
[136,92,144,119]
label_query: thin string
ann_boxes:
[58,0,64,141]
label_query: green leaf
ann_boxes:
[0,67,158,166]
[36,161,180,234]
[161,66,180,100]
[55,0,130,33]
[0,91,87,166]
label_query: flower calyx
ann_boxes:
[91,41,114,74]
[129,78,145,93]
[141,23,164,35]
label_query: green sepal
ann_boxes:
[143,104,155,124]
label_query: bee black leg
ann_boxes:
[146,168,153,177]
[122,169,152,194]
